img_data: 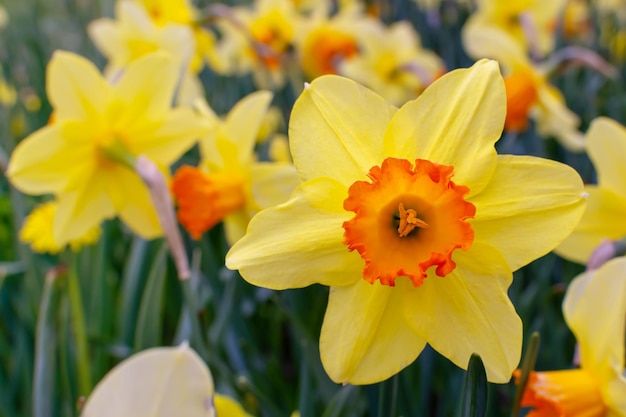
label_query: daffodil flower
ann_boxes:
[462,25,586,152]
[7,51,210,246]
[20,201,101,254]
[339,20,445,106]
[171,91,299,244]
[518,256,626,415]
[226,60,587,384]
[557,117,626,264]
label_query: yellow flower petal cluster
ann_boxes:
[20,201,101,254]
[462,24,586,152]
[519,256,626,415]
[171,91,299,244]
[7,51,210,247]
[226,60,586,384]
[557,117,626,264]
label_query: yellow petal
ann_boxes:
[248,162,300,210]
[131,107,210,166]
[112,52,178,127]
[555,187,626,265]
[604,376,626,416]
[563,257,626,381]
[587,117,626,196]
[383,59,504,196]
[223,90,273,165]
[404,241,521,383]
[223,211,251,246]
[320,279,427,385]
[54,179,115,245]
[104,165,162,239]
[535,85,585,152]
[289,75,397,186]
[214,394,252,417]
[461,25,529,71]
[47,51,111,122]
[81,344,214,417]
[226,178,362,289]
[7,125,93,195]
[471,155,587,271]
[88,19,126,64]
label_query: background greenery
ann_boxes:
[0,0,624,416]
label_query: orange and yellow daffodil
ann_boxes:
[464,0,566,58]
[557,117,626,264]
[462,25,586,152]
[171,91,298,244]
[518,256,626,416]
[7,51,209,246]
[226,60,586,384]
[339,20,444,106]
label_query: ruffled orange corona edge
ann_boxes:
[343,157,475,287]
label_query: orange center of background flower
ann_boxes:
[172,165,246,240]
[303,28,358,78]
[342,157,475,287]
[514,369,607,417]
[503,70,539,132]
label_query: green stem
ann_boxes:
[511,332,540,417]
[179,278,209,361]
[67,258,92,397]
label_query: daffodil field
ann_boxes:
[2,0,626,416]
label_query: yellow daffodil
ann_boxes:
[171,91,299,244]
[462,25,585,152]
[218,0,301,89]
[7,51,209,246]
[20,201,101,254]
[339,20,445,106]
[464,0,566,58]
[130,0,226,74]
[295,4,376,80]
[518,256,626,415]
[226,60,586,384]
[215,395,254,417]
[556,117,626,264]
[88,0,202,104]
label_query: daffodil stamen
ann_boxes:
[397,202,429,237]
[343,157,476,287]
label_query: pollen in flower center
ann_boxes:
[343,157,476,287]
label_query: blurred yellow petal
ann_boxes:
[7,126,93,195]
[563,257,626,380]
[47,51,111,122]
[471,155,587,271]
[461,25,528,72]
[534,85,585,152]
[383,59,504,196]
[226,178,362,289]
[132,107,209,166]
[112,52,178,127]
[289,75,397,185]
[404,241,520,383]
[54,177,115,245]
[223,90,273,164]
[214,395,252,417]
[320,279,427,384]
[587,117,626,197]
[556,187,626,265]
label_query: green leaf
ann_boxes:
[459,353,488,417]
[133,243,168,351]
